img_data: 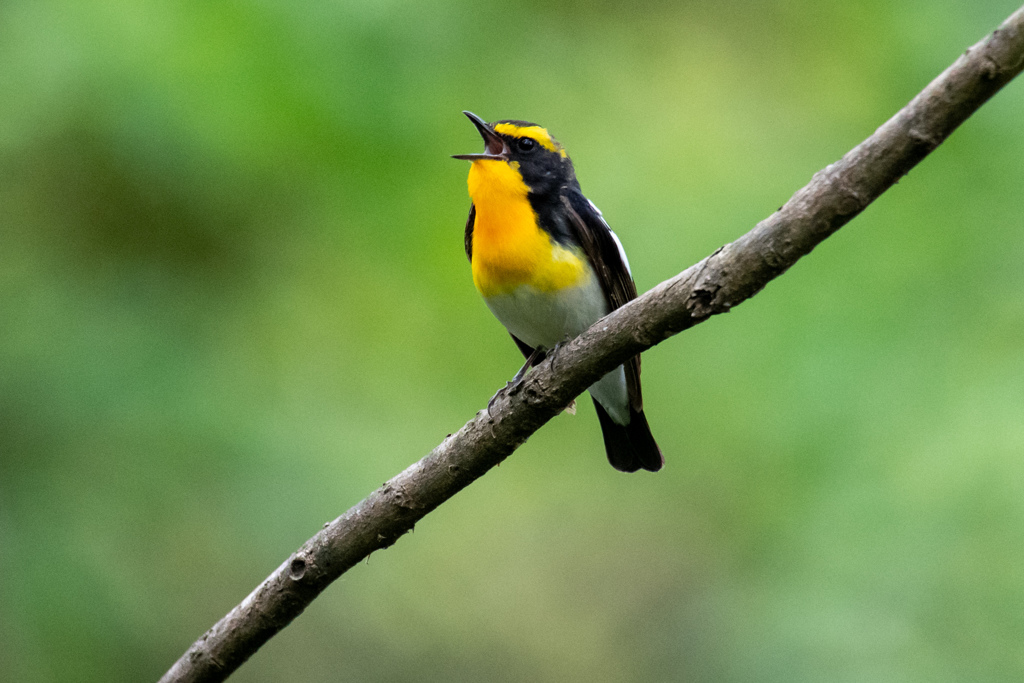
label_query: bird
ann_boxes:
[453,111,663,472]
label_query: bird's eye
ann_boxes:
[516,137,537,152]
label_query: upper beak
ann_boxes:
[451,111,509,161]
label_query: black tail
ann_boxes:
[593,399,663,473]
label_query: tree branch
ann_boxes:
[160,7,1024,682]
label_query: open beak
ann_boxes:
[451,111,509,161]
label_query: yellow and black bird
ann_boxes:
[453,111,663,472]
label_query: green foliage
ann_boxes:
[1,1,1023,681]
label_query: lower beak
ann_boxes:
[452,111,509,161]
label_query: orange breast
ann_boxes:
[467,159,587,298]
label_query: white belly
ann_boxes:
[483,270,608,350]
[484,272,631,425]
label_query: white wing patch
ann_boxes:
[587,199,632,276]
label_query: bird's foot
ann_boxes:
[486,381,512,418]
[486,346,547,419]
[487,372,532,414]
[548,340,570,370]
[546,340,575,414]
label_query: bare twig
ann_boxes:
[160,7,1024,682]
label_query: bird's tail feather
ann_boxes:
[593,399,663,472]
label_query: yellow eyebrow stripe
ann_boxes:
[493,123,567,157]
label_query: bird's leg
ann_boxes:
[512,346,547,383]
[488,346,547,417]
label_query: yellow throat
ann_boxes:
[467,159,587,298]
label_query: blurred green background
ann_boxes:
[2,0,1023,681]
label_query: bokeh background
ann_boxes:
[2,0,1023,681]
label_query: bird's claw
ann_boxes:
[486,379,514,418]
[487,372,533,419]
[486,386,504,418]
[549,340,569,371]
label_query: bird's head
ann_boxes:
[453,111,576,197]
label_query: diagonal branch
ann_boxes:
[160,7,1024,682]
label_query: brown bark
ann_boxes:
[160,7,1024,682]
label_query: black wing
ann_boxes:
[464,203,475,262]
[560,191,643,413]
